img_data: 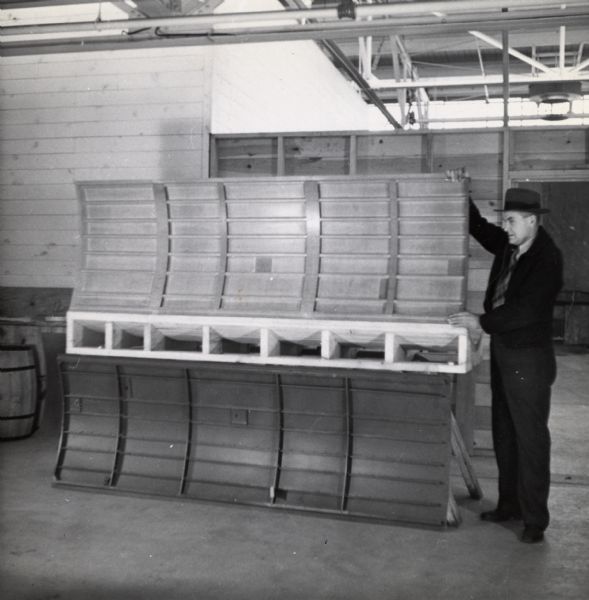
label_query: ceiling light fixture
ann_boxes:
[529,80,582,120]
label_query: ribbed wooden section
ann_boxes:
[54,355,454,527]
[71,175,469,320]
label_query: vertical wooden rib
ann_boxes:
[277,136,285,175]
[152,183,170,309]
[109,365,128,487]
[301,180,321,316]
[340,377,353,512]
[270,373,285,504]
[179,369,194,496]
[209,136,218,178]
[349,134,357,175]
[53,357,70,481]
[213,183,229,310]
[385,181,399,314]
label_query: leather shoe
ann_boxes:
[521,525,544,544]
[480,509,522,523]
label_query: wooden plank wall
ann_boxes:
[0,47,211,290]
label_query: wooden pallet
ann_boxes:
[67,310,480,374]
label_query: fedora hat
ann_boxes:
[495,188,549,214]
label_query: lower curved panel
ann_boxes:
[54,355,453,527]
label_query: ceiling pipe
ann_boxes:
[367,73,589,90]
[1,0,588,36]
[2,11,589,46]
[422,113,589,124]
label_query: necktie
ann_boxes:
[492,247,517,308]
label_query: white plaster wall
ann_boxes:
[210,0,371,133]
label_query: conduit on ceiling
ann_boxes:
[2,0,589,36]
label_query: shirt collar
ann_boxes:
[517,233,536,258]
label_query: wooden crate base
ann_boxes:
[67,311,480,374]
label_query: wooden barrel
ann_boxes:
[0,345,41,440]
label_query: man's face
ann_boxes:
[502,211,537,246]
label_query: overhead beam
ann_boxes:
[2,0,589,36]
[469,30,552,73]
[2,10,589,64]
[367,72,589,89]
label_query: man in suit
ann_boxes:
[449,187,563,544]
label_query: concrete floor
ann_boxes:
[1,343,588,600]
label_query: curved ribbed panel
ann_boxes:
[71,175,469,319]
[55,354,454,527]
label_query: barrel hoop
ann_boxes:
[0,364,36,373]
[0,344,35,351]
[0,412,36,421]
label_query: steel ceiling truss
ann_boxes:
[0,0,588,125]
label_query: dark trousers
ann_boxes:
[490,338,556,530]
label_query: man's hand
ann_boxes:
[448,311,483,345]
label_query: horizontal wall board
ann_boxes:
[513,129,587,155]
[0,87,206,110]
[0,215,79,231]
[1,258,75,277]
[0,119,201,140]
[1,103,204,126]
[433,132,503,155]
[0,199,77,215]
[356,135,423,157]
[0,135,203,154]
[432,156,502,179]
[214,138,278,160]
[0,184,76,201]
[285,160,348,176]
[1,71,207,96]
[0,274,74,287]
[2,230,79,245]
[0,150,202,171]
[0,50,207,79]
[0,244,76,262]
[215,159,276,177]
[1,167,202,185]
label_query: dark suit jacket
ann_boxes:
[469,199,563,348]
